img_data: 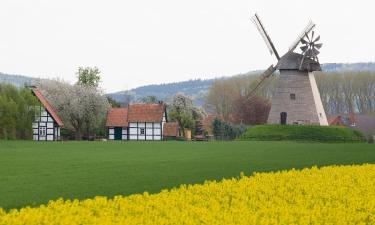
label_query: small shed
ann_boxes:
[163,122,180,139]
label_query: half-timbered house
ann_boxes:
[106,102,169,141]
[31,87,64,141]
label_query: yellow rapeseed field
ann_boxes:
[1,164,375,225]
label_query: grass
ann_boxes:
[0,141,374,210]
[238,125,366,142]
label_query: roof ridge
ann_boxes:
[31,88,64,127]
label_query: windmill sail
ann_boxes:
[247,65,276,99]
[288,20,316,52]
[251,14,280,60]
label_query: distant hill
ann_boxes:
[322,62,375,72]
[2,62,375,106]
[107,62,375,106]
[0,73,35,87]
[106,79,217,106]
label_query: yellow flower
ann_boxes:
[1,164,374,225]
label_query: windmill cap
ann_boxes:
[277,52,321,72]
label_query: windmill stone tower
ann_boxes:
[251,14,328,126]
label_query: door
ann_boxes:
[114,127,122,140]
[280,112,287,125]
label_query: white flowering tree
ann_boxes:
[37,79,109,140]
[168,93,206,136]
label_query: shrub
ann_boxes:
[238,125,366,143]
[212,118,247,140]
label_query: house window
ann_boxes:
[39,127,46,136]
[290,93,296,100]
[140,128,145,135]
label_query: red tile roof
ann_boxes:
[328,113,356,126]
[32,88,64,127]
[163,122,179,137]
[106,108,128,127]
[106,103,165,127]
[128,104,165,122]
[328,116,344,126]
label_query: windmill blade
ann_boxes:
[313,35,320,43]
[305,32,311,42]
[300,45,309,52]
[259,64,277,79]
[301,38,308,44]
[312,48,320,56]
[288,20,316,52]
[314,43,323,49]
[247,65,276,99]
[251,14,280,60]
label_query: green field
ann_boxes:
[0,141,374,210]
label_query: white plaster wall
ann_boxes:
[309,72,329,126]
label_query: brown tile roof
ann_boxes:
[32,88,64,127]
[328,113,356,126]
[163,122,179,137]
[106,108,128,127]
[328,115,344,126]
[128,103,165,122]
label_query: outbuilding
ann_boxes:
[106,102,171,141]
[31,87,64,141]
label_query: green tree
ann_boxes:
[168,93,205,136]
[141,95,158,104]
[212,118,223,140]
[0,83,38,140]
[76,67,101,88]
[107,97,122,108]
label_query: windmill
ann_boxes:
[250,13,328,126]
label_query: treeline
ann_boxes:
[315,72,375,115]
[205,71,375,124]
[0,83,38,139]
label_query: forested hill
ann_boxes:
[2,62,375,105]
[106,62,375,105]
[116,79,214,106]
[0,73,35,87]
[322,62,375,72]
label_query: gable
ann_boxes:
[32,88,64,127]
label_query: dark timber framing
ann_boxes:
[128,122,163,141]
[32,104,60,141]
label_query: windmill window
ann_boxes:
[290,93,296,100]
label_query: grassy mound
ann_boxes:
[238,125,365,143]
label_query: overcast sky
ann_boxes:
[1,0,374,93]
